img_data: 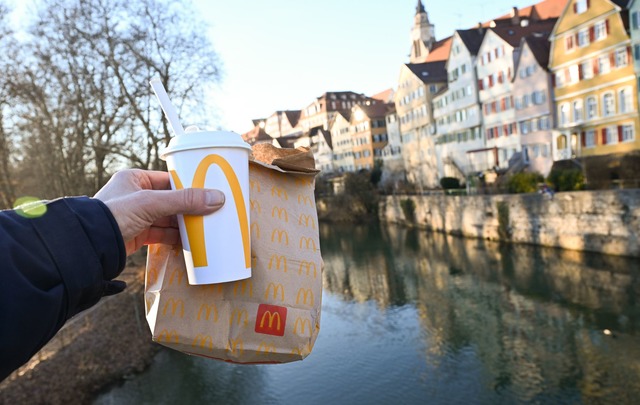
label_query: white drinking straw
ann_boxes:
[150,77,185,136]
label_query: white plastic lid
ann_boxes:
[160,128,251,160]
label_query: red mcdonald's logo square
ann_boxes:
[255,304,287,336]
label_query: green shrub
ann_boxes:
[440,177,461,190]
[400,198,416,223]
[547,168,585,192]
[506,172,544,194]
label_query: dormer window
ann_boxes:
[574,0,588,15]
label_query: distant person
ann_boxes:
[0,169,225,380]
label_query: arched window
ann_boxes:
[572,99,583,122]
[559,103,569,126]
[603,92,615,116]
[586,96,598,119]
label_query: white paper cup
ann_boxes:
[160,130,251,285]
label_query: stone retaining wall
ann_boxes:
[379,190,640,257]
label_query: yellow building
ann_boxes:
[549,0,640,160]
[350,104,390,170]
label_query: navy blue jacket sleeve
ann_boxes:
[0,197,126,380]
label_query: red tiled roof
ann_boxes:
[425,36,452,62]
[371,88,395,103]
[242,126,272,145]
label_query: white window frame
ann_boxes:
[606,126,618,144]
[559,103,569,126]
[575,0,587,14]
[581,61,594,79]
[599,55,611,74]
[578,29,590,47]
[586,96,598,119]
[585,129,596,148]
[622,124,634,142]
[602,92,615,117]
[573,99,583,123]
[569,65,580,83]
[594,21,607,41]
[618,87,633,114]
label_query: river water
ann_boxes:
[95,222,640,405]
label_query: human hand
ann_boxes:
[94,169,225,255]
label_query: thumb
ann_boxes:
[147,188,226,218]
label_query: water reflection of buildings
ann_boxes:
[320,223,640,402]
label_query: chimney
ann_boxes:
[511,7,520,25]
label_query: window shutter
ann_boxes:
[610,52,616,68]
[578,64,583,80]
[551,73,556,87]
[593,58,599,75]
[581,131,586,147]
[501,98,506,111]
[564,68,570,83]
[573,2,577,13]
[478,79,484,90]
[589,26,595,42]
[628,46,632,63]
[586,0,590,8]
[489,75,494,87]
[601,128,607,145]
[566,36,573,49]
[512,123,517,134]
[605,19,610,35]
[618,125,623,142]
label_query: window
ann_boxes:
[575,0,587,14]
[578,29,589,47]
[603,93,615,116]
[585,130,596,147]
[599,55,611,74]
[635,45,640,61]
[534,91,546,105]
[555,71,565,88]
[586,97,598,119]
[615,48,628,67]
[619,88,633,113]
[633,11,640,30]
[606,126,618,144]
[573,100,583,122]
[595,21,607,41]
[569,65,580,83]
[559,103,569,126]
[622,124,634,141]
[581,61,593,79]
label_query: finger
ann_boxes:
[139,170,173,191]
[140,188,226,220]
[144,226,182,246]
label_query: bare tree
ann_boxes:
[0,3,16,207]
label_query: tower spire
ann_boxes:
[416,0,425,15]
[409,0,435,63]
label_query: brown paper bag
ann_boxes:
[144,145,323,363]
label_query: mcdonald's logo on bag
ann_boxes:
[271,186,288,200]
[250,179,261,193]
[272,206,288,222]
[147,266,159,285]
[157,329,179,343]
[298,214,316,229]
[297,194,312,206]
[197,303,218,322]
[296,288,314,306]
[293,317,312,337]
[268,254,287,272]
[169,268,184,285]
[230,308,249,327]
[298,261,317,278]
[264,283,285,302]
[250,199,261,214]
[295,177,313,188]
[226,338,244,355]
[257,342,277,355]
[291,342,313,356]
[299,237,317,252]
[163,298,184,318]
[271,229,289,245]
[255,304,287,336]
[251,223,260,239]
[192,334,213,351]
[233,280,253,297]
[169,154,250,269]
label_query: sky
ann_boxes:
[193,0,544,134]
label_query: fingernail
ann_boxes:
[206,190,225,207]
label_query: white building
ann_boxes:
[330,111,355,173]
[380,104,404,188]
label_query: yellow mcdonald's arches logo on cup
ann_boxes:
[257,342,277,355]
[197,303,218,322]
[268,254,288,272]
[293,317,312,337]
[265,283,285,302]
[157,329,179,343]
[296,288,314,306]
[250,223,260,239]
[298,261,317,278]
[250,199,261,214]
[169,154,250,269]
[192,334,213,351]
[299,237,317,252]
[163,298,184,318]
[250,179,261,193]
